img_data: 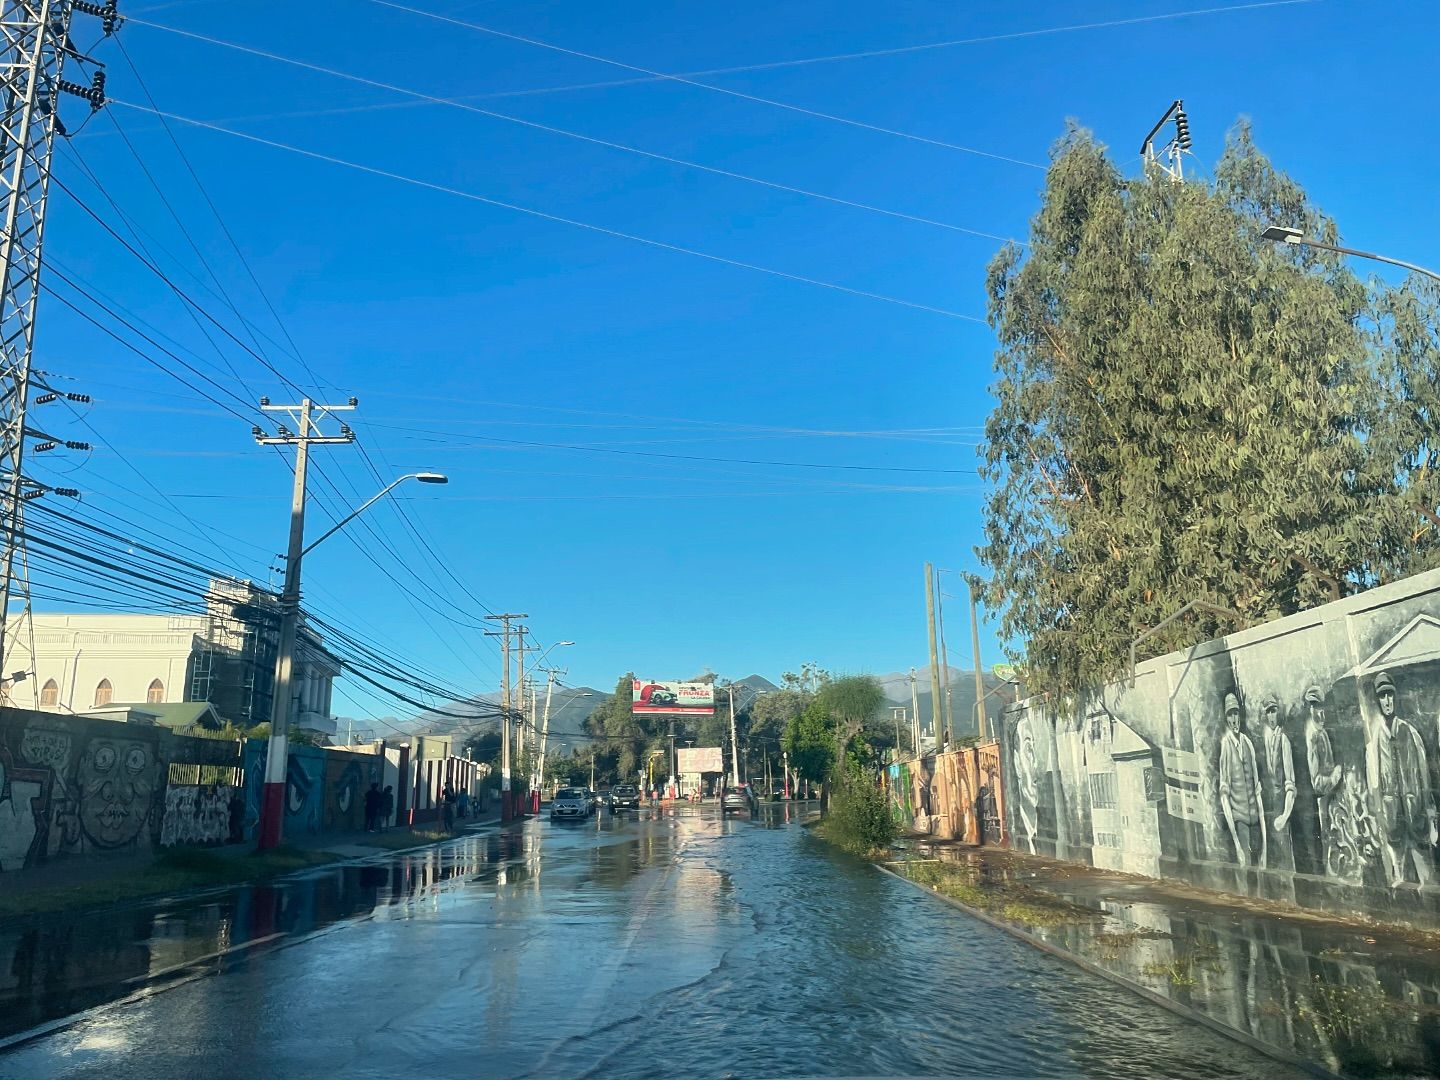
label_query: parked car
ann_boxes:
[609,784,641,811]
[550,787,592,822]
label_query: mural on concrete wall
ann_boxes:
[285,747,324,834]
[886,744,1002,845]
[0,709,239,871]
[159,785,236,847]
[1001,571,1440,925]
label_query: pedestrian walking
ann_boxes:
[442,784,456,831]
[457,788,470,820]
[363,782,382,833]
[380,785,395,831]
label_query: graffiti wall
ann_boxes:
[1000,566,1440,928]
[0,709,395,872]
[323,750,380,832]
[887,743,1005,846]
[0,707,239,871]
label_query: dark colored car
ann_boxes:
[609,784,640,811]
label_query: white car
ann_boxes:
[550,787,592,822]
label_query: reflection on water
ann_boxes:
[902,845,1440,1078]
[0,828,535,1042]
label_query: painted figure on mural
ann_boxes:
[76,736,158,850]
[1219,692,1266,868]
[1365,670,1436,887]
[1012,714,1039,853]
[0,745,44,871]
[1304,686,1342,846]
[1261,695,1296,866]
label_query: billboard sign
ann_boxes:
[632,679,715,715]
[677,746,724,774]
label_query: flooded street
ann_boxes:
[2,804,1305,1079]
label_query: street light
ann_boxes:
[301,472,448,556]
[1259,225,1440,284]
[256,470,449,850]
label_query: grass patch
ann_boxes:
[900,859,1101,929]
[0,844,338,918]
[1141,960,1198,988]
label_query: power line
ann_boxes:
[110,101,985,323]
[128,18,1020,246]
[113,35,330,391]
[366,0,1045,169]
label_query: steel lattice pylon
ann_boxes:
[0,0,115,679]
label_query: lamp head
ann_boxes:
[1260,225,1305,244]
[415,472,449,485]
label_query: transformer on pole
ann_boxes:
[0,0,121,675]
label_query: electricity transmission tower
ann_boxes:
[0,0,120,677]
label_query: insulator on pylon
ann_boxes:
[1174,107,1192,151]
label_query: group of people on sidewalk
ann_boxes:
[362,782,478,834]
[363,783,395,833]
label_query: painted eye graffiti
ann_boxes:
[93,745,116,771]
[125,747,147,773]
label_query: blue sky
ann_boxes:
[29,0,1438,725]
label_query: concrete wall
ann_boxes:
[887,743,1004,845]
[0,707,242,871]
[999,564,1440,929]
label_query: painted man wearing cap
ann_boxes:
[1261,695,1296,861]
[1365,670,1435,887]
[1303,686,1342,853]
[1219,691,1266,868]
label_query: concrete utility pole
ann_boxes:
[515,624,528,808]
[253,397,356,850]
[969,580,987,742]
[727,685,742,787]
[924,562,944,749]
[935,577,954,740]
[782,749,790,799]
[908,667,921,754]
[484,613,526,821]
[0,0,118,677]
[535,667,558,797]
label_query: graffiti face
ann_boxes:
[77,737,155,849]
[1309,702,1327,730]
[1263,704,1279,731]
[1226,708,1241,735]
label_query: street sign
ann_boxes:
[993,662,1017,682]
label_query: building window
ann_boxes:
[40,679,59,707]
[147,679,165,703]
[94,679,113,707]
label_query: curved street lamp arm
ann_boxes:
[301,475,412,557]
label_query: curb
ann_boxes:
[872,861,1344,1080]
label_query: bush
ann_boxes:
[819,770,896,857]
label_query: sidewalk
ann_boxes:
[886,844,1440,1079]
[0,807,502,917]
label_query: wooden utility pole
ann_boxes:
[924,562,944,748]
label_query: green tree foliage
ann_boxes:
[980,123,1439,695]
[782,700,834,786]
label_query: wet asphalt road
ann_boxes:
[0,802,1308,1079]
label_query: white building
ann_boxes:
[4,579,341,738]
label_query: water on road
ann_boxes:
[1,803,1306,1079]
